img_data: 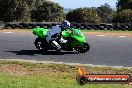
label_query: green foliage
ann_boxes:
[0,0,63,22]
[66,8,101,24]
[0,0,31,22]
[97,3,115,23]
[31,1,65,22]
[25,0,47,10]
[114,0,132,23]
[117,0,132,11]
[113,9,132,23]
[33,0,47,8]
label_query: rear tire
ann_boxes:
[34,38,48,52]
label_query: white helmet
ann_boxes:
[62,20,70,27]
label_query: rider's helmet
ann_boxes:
[62,20,70,28]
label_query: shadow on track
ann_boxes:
[6,50,79,55]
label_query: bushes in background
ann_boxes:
[66,8,101,24]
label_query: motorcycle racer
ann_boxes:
[46,20,71,52]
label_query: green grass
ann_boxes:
[0,60,131,88]
[0,73,131,88]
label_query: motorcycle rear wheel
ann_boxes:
[34,38,48,51]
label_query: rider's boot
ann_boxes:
[52,40,61,52]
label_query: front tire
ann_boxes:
[75,43,90,53]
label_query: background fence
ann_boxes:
[1,22,132,31]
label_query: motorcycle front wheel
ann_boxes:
[75,43,90,53]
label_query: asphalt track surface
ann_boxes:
[0,32,132,67]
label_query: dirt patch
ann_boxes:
[128,82,132,86]
[0,29,32,33]
[0,64,28,75]
[83,32,132,37]
[0,64,67,76]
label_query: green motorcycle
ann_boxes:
[32,27,90,53]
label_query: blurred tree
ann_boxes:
[34,0,46,8]
[117,0,132,11]
[0,0,31,22]
[113,9,132,23]
[31,1,64,22]
[66,7,101,24]
[0,0,53,22]
[97,3,115,23]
